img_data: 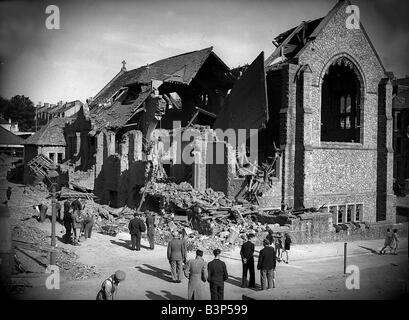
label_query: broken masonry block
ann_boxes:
[168,221,177,231]
[227,227,239,244]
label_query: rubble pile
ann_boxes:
[12,219,100,281]
[141,181,294,253]
[141,181,234,210]
[82,200,133,235]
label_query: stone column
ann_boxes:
[280,63,298,208]
[193,132,208,192]
[377,78,396,222]
[294,65,313,208]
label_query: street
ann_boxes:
[11,221,408,300]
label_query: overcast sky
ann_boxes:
[0,0,408,104]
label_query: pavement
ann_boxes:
[9,219,409,300]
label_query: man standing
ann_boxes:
[167,231,186,283]
[63,204,73,244]
[96,270,126,300]
[184,248,207,300]
[240,233,256,288]
[71,208,83,246]
[145,211,156,250]
[83,210,95,239]
[257,239,277,290]
[6,187,11,201]
[39,203,48,222]
[207,249,228,300]
[56,201,62,222]
[128,212,146,251]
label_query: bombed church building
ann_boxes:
[30,1,395,230]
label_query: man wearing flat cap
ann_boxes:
[167,231,186,283]
[257,239,277,290]
[96,270,126,300]
[184,248,207,300]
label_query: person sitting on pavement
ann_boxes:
[96,270,126,300]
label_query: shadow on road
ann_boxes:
[226,275,259,291]
[145,290,185,300]
[358,246,379,254]
[146,290,167,300]
[161,290,185,300]
[226,275,242,288]
[110,239,150,250]
[135,264,174,282]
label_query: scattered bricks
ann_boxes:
[218,231,230,238]
[168,221,177,231]
[183,227,193,236]
[227,227,239,244]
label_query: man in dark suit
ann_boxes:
[145,211,156,250]
[128,212,146,251]
[207,249,228,300]
[167,231,186,283]
[257,239,277,290]
[240,233,255,288]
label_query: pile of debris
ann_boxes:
[82,200,134,236]
[141,181,234,210]
[141,181,295,253]
[12,220,100,281]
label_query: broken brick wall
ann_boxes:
[269,1,395,223]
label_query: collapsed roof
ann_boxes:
[89,47,234,135]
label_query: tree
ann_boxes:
[0,95,35,131]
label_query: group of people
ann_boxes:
[99,210,402,301]
[166,229,228,300]
[240,231,291,291]
[128,211,156,250]
[125,210,292,299]
[62,198,95,246]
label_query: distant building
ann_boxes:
[392,77,409,191]
[35,100,83,128]
[23,117,74,184]
[0,125,24,158]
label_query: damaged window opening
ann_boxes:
[321,60,362,143]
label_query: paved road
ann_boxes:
[10,223,409,300]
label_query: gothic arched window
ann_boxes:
[321,58,362,143]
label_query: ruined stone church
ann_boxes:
[53,0,395,225]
